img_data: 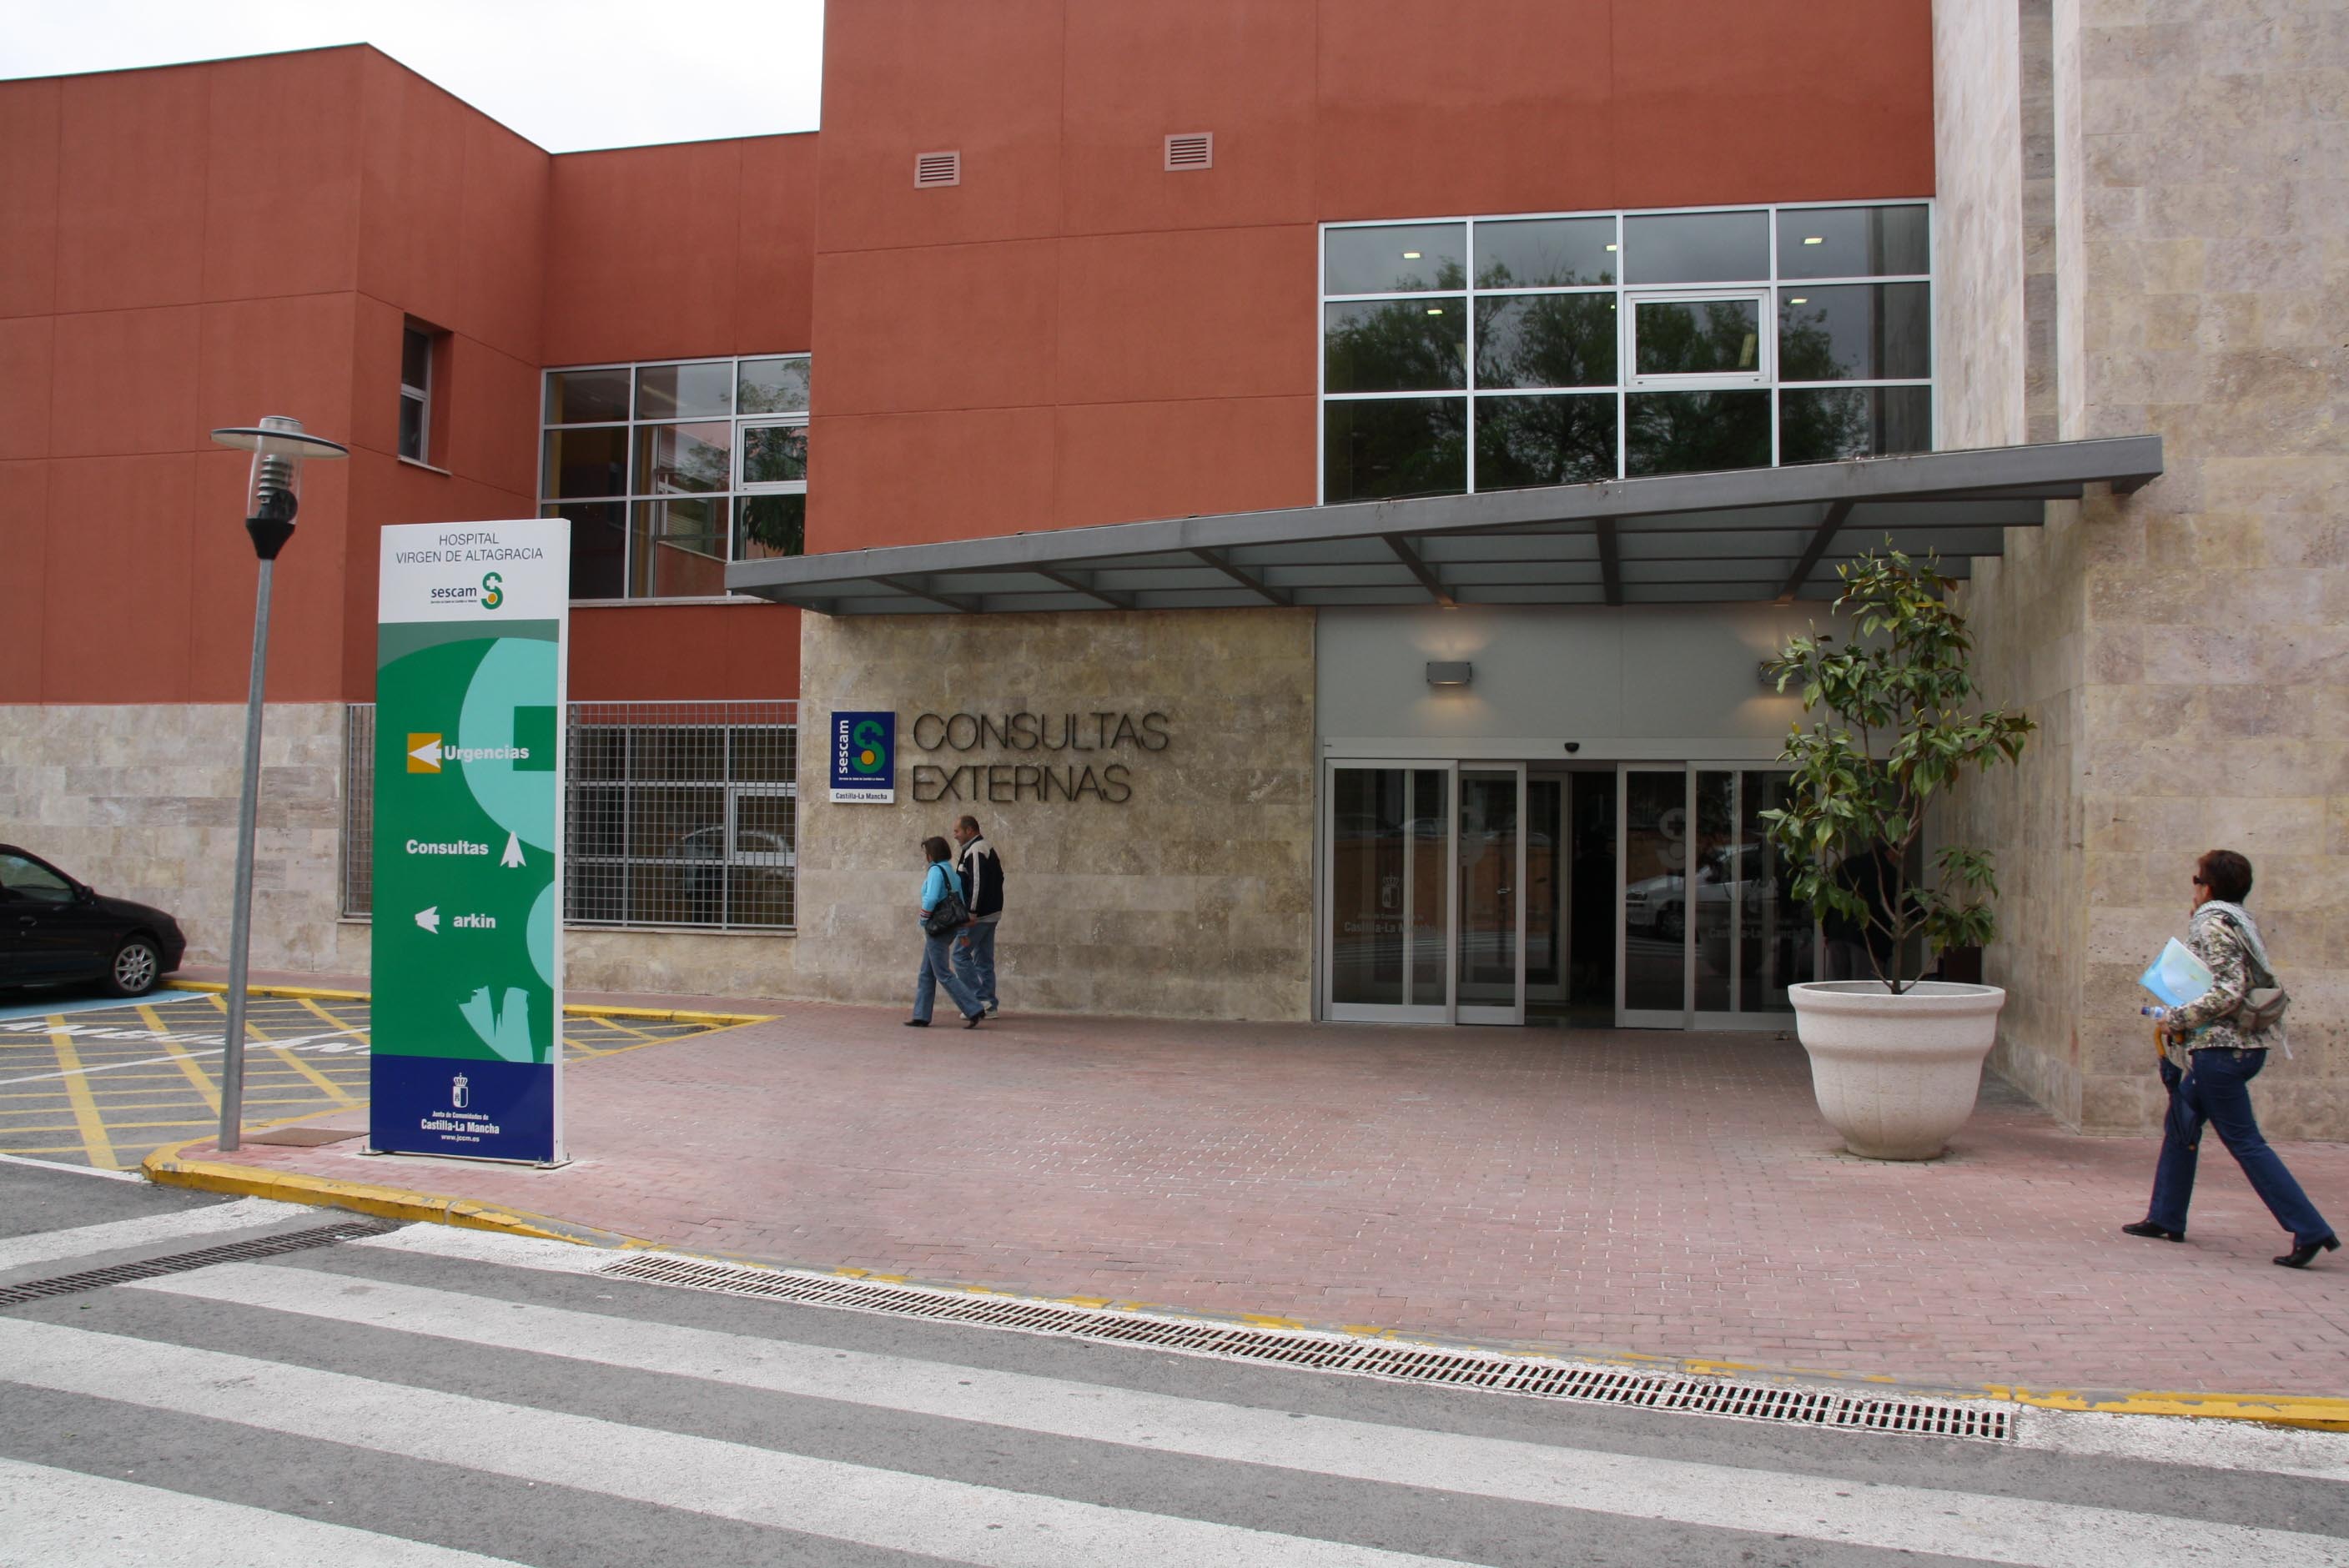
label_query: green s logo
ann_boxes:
[849,718,885,775]
[480,571,504,610]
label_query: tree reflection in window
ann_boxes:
[1634,299,1762,378]
[1625,391,1770,476]
[1325,299,1469,394]
[1325,400,1466,502]
[1476,295,1615,389]
[736,494,806,560]
[1476,396,1617,489]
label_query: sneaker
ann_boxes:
[983,1000,999,1016]
[903,1018,930,1028]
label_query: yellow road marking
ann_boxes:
[44,1023,120,1170]
[268,1043,361,1108]
[141,1003,222,1113]
[296,995,365,1037]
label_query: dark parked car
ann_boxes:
[0,845,186,998]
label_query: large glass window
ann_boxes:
[1321,204,1931,500]
[540,355,810,601]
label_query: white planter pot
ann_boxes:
[1787,981,2007,1160]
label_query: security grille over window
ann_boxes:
[341,704,376,918]
[341,701,796,932]
[1164,133,1212,171]
[914,150,961,188]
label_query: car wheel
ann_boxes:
[107,935,163,998]
[1655,905,1683,942]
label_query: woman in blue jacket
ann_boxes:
[909,836,984,1028]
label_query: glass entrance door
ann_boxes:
[1617,763,1816,1028]
[1457,766,1525,1024]
[1325,764,1451,1023]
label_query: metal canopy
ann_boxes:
[726,435,2161,615]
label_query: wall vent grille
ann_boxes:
[914,151,961,188]
[596,1254,2014,1443]
[1164,133,1213,171]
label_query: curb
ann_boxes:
[140,1138,653,1251]
[1985,1385,2349,1433]
[163,981,771,1027]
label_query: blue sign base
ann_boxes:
[370,1055,556,1164]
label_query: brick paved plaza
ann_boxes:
[179,993,2349,1400]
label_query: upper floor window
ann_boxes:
[1320,203,1932,505]
[399,323,440,464]
[540,354,810,601]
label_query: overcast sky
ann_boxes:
[0,0,825,152]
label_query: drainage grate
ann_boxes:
[0,1219,387,1307]
[596,1254,2011,1443]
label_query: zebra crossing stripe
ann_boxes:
[0,1317,1474,1568]
[0,1198,304,1275]
[0,1455,525,1568]
[129,1261,2349,1568]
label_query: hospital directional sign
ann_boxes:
[373,520,569,1164]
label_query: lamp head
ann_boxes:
[210,416,348,559]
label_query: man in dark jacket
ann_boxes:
[951,815,1003,1016]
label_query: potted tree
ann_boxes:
[1761,547,2035,1160]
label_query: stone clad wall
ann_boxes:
[793,609,1318,1020]
[1942,0,2349,1136]
[1931,0,2026,452]
[0,702,365,973]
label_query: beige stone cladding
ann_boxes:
[566,927,797,999]
[0,701,356,973]
[794,608,1316,1020]
[1938,0,2349,1136]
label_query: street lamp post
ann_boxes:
[208,416,349,1153]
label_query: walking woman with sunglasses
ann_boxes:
[2124,850,2337,1267]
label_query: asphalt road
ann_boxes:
[3,1158,2346,1567]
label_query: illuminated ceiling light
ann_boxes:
[1426,306,1445,315]
[1803,236,1825,245]
[1402,250,1422,259]
[1788,296,1808,304]
[1604,243,1618,252]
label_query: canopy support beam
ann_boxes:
[1383,535,1454,606]
[1193,549,1290,607]
[1032,567,1132,610]
[1777,499,1856,605]
[1597,520,1623,606]
[877,575,975,612]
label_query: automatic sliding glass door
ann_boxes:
[1617,767,1691,1026]
[1617,764,1816,1028]
[1325,763,1451,1023]
[1457,766,1525,1024]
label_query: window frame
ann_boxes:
[539,354,811,605]
[398,323,436,465]
[1622,288,1773,392]
[1316,200,1936,501]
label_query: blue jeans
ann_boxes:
[2148,1049,2332,1245]
[913,928,982,1023]
[953,921,998,1012]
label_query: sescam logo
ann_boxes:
[408,732,530,772]
[847,717,887,775]
[480,571,504,610]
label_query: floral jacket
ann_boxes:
[2161,910,2274,1067]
